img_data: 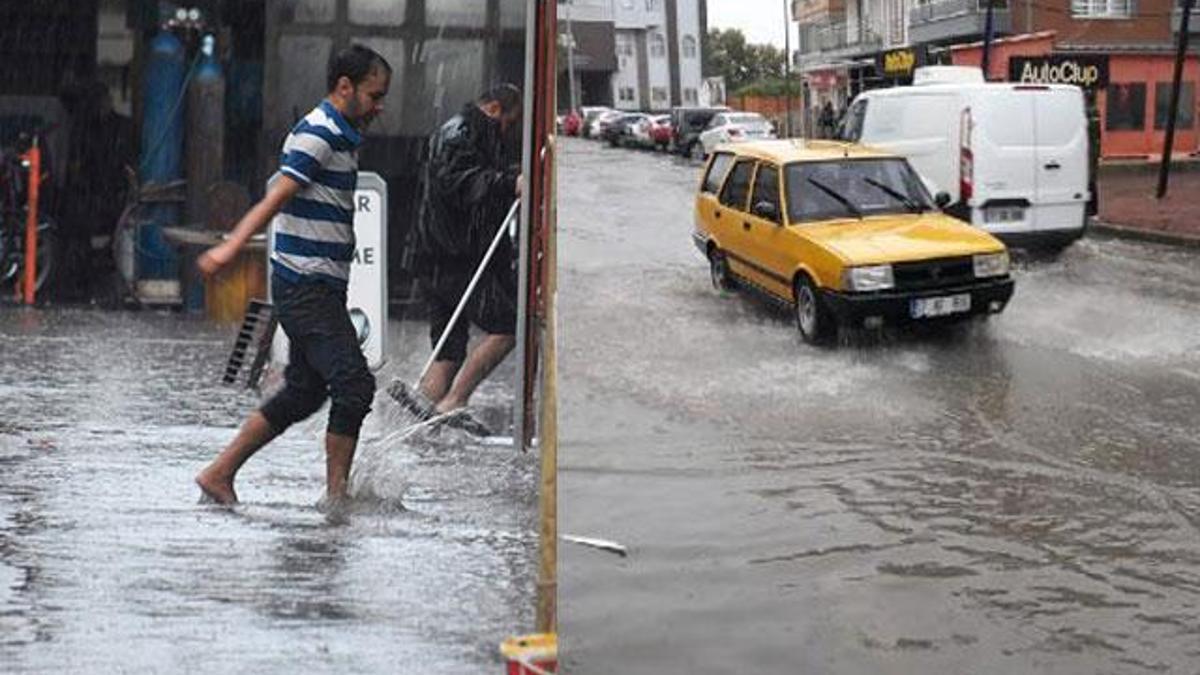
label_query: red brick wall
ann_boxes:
[1013,0,1174,45]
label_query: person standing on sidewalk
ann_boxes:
[195,44,391,505]
[388,84,523,434]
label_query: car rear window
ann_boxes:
[702,152,736,194]
[719,160,755,210]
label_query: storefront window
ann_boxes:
[1154,82,1195,130]
[1106,82,1145,131]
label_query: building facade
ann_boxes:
[792,0,1200,159]
[559,0,706,111]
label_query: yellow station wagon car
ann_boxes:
[692,140,1015,343]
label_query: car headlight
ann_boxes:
[973,252,1009,278]
[842,264,894,292]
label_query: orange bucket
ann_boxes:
[500,633,557,675]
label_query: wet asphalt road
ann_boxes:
[557,137,1200,674]
[0,309,536,673]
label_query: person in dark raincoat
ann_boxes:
[388,84,523,435]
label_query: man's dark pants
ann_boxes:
[259,275,375,437]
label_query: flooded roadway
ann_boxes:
[557,138,1200,674]
[0,309,536,672]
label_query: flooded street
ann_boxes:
[0,309,536,673]
[558,138,1200,673]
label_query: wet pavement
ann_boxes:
[0,308,536,673]
[557,137,1200,674]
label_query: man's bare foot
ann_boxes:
[195,468,238,505]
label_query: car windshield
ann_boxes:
[728,114,768,130]
[784,158,934,223]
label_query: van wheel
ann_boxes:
[709,249,736,292]
[794,275,831,345]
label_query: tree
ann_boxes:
[704,28,787,94]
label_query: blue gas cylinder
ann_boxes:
[139,29,186,281]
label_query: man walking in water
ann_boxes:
[388,84,523,435]
[195,44,391,505]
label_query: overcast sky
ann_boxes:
[706,0,790,49]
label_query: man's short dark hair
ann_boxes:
[478,83,523,114]
[327,44,392,92]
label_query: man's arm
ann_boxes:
[197,174,304,277]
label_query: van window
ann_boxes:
[702,152,735,194]
[719,160,755,211]
[751,164,781,222]
[977,91,1035,147]
[840,100,867,142]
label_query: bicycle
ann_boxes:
[0,130,56,297]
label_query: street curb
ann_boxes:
[1089,219,1200,249]
[1098,159,1200,176]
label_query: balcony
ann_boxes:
[815,23,882,52]
[1172,0,1200,32]
[909,0,1010,45]
[792,0,847,25]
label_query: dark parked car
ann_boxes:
[670,106,729,158]
[602,113,651,147]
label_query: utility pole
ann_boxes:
[565,0,578,112]
[981,0,995,80]
[784,0,793,137]
[1157,0,1193,198]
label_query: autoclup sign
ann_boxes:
[1009,55,1109,92]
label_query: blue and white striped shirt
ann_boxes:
[270,99,362,289]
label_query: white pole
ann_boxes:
[566,0,578,111]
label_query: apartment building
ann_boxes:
[793,0,1199,158]
[560,0,706,111]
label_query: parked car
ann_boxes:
[648,114,673,150]
[698,112,776,157]
[692,140,1015,344]
[840,65,1090,251]
[562,109,582,136]
[669,106,728,157]
[589,110,624,140]
[603,112,652,147]
[580,106,612,138]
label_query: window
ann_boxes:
[840,99,867,142]
[1155,81,1195,130]
[650,33,666,58]
[1106,82,1146,130]
[684,88,699,105]
[652,86,668,103]
[751,165,781,223]
[719,160,756,210]
[703,153,736,194]
[645,0,661,9]
[785,159,932,223]
[1071,0,1134,17]
[618,86,636,102]
[682,35,697,59]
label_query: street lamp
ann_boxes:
[563,0,578,112]
[783,0,793,137]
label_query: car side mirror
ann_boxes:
[753,200,780,222]
[934,192,952,209]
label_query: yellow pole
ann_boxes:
[535,134,558,634]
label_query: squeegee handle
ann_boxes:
[417,199,522,383]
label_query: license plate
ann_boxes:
[911,293,971,319]
[984,206,1025,223]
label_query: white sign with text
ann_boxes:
[270,171,388,371]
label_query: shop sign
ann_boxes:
[876,47,925,79]
[1009,55,1109,91]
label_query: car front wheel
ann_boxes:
[794,275,831,345]
[709,249,736,292]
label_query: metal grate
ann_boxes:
[892,256,976,291]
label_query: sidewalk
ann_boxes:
[1093,164,1200,247]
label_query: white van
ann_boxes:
[840,66,1090,250]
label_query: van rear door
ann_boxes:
[971,88,1037,237]
[1032,87,1088,236]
